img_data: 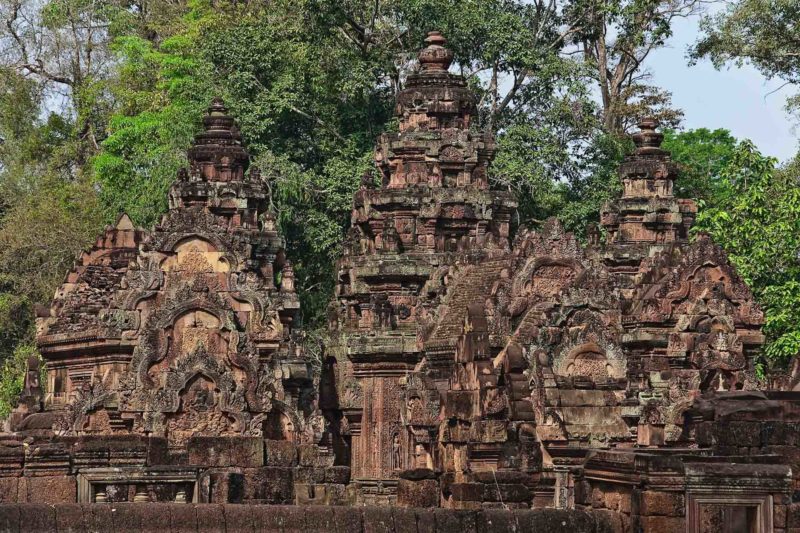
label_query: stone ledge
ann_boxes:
[0,503,608,532]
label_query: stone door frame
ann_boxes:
[685,492,772,533]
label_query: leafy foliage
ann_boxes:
[1,0,799,417]
[0,343,41,419]
[693,142,800,364]
[662,128,740,202]
[567,0,702,133]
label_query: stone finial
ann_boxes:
[209,96,227,115]
[631,117,666,155]
[419,31,454,72]
[281,261,295,292]
[187,97,250,181]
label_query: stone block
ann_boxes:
[516,509,598,533]
[363,506,395,533]
[0,477,18,503]
[167,503,198,533]
[106,438,149,467]
[196,504,225,533]
[637,424,665,446]
[305,506,335,530]
[110,503,143,530]
[482,483,531,503]
[199,470,244,503]
[640,491,684,517]
[601,488,632,514]
[242,467,294,504]
[267,505,306,533]
[788,503,800,527]
[327,483,349,505]
[71,436,154,468]
[574,479,590,506]
[765,446,800,473]
[592,509,624,533]
[397,478,439,508]
[638,515,685,532]
[761,422,792,445]
[224,504,255,532]
[591,486,604,508]
[694,422,713,446]
[54,503,86,532]
[250,504,284,532]
[480,502,528,510]
[477,509,522,531]
[415,508,436,533]
[324,466,351,484]
[392,507,418,533]
[297,444,334,468]
[443,391,477,420]
[0,444,24,476]
[468,470,530,485]
[714,421,761,447]
[400,468,436,481]
[294,483,346,506]
[85,502,115,532]
[448,483,483,502]
[333,506,363,533]
[450,500,482,510]
[146,437,170,466]
[264,440,298,467]
[434,509,477,533]
[24,474,77,503]
[188,437,263,468]
[19,503,56,532]
[294,467,326,484]
[776,504,788,529]
[140,503,171,533]
[0,504,20,532]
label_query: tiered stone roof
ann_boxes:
[9,31,787,518]
[20,99,320,452]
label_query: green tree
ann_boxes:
[567,0,701,133]
[0,0,694,340]
[0,343,41,418]
[94,0,628,323]
[662,128,739,202]
[693,142,800,364]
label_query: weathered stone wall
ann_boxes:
[0,436,350,506]
[0,504,612,532]
[575,478,686,533]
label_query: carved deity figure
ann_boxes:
[22,355,42,398]
[371,294,393,329]
[392,433,401,470]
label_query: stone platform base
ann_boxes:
[0,503,610,532]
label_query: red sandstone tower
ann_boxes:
[25,99,316,449]
[328,31,516,503]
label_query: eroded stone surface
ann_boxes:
[3,30,799,533]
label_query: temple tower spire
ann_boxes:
[326,31,516,504]
[600,118,697,282]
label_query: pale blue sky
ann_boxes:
[649,14,798,162]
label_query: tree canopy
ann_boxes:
[0,0,798,415]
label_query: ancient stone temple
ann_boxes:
[2,30,800,533]
[4,98,333,505]
[326,30,517,503]
[27,97,322,447]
